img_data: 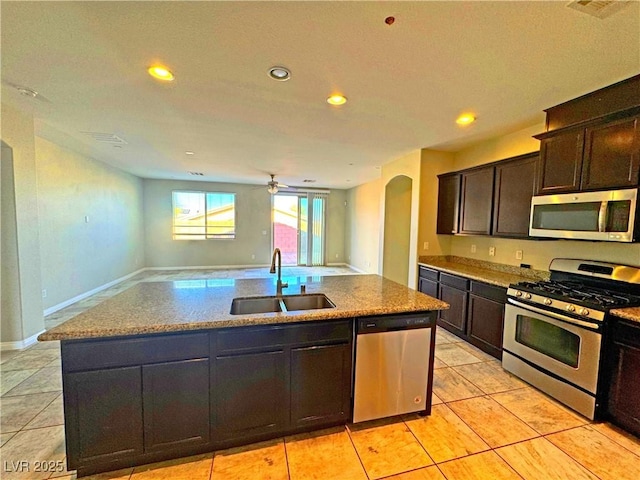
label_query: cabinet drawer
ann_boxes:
[470,281,506,303]
[419,266,439,281]
[286,320,351,346]
[216,325,286,354]
[62,333,209,372]
[613,320,640,349]
[439,273,469,290]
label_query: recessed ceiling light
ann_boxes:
[185,151,195,155]
[456,113,476,125]
[268,66,291,81]
[148,65,175,82]
[327,94,347,106]
[17,86,38,97]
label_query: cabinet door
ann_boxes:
[290,343,352,428]
[64,366,143,469]
[538,131,584,194]
[607,342,640,437]
[493,153,537,237]
[437,284,467,337]
[214,350,288,440]
[467,294,504,359]
[437,173,460,234]
[582,116,640,190]
[418,278,438,298]
[142,359,210,453]
[459,167,494,235]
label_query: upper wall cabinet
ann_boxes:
[492,152,538,238]
[436,173,460,235]
[535,74,640,195]
[459,167,495,236]
[437,152,538,238]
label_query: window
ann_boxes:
[172,191,235,240]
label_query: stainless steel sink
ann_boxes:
[229,296,283,315]
[281,294,335,311]
[230,293,335,315]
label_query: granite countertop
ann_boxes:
[38,274,449,341]
[418,255,549,288]
[610,307,640,324]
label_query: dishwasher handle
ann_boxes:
[357,313,433,334]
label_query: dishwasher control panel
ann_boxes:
[357,313,434,334]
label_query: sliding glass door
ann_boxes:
[273,192,326,266]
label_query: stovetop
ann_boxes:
[509,280,640,310]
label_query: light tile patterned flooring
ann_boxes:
[2,267,640,479]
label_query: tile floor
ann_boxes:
[2,267,640,479]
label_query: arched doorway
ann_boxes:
[382,175,412,286]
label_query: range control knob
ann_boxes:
[544,299,552,306]
[579,308,590,316]
[524,293,532,300]
[566,305,576,313]
[515,291,523,297]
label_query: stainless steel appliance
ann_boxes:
[503,259,640,419]
[353,313,434,423]
[529,188,638,242]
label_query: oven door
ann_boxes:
[503,299,602,395]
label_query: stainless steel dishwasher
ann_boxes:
[353,313,435,423]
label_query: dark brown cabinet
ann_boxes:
[143,359,210,452]
[436,173,460,234]
[418,266,439,298]
[290,343,352,428]
[64,366,143,467]
[493,153,538,237]
[419,266,506,359]
[606,320,640,437]
[582,116,640,190]
[459,167,495,235]
[536,117,640,194]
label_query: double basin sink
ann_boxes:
[230,293,335,315]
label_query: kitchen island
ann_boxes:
[39,274,448,477]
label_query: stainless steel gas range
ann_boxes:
[502,259,640,420]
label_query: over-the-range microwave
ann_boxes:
[529,188,638,242]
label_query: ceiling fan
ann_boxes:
[267,174,288,194]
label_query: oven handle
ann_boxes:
[507,298,602,330]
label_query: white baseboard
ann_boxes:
[1,329,45,351]
[346,264,368,274]
[145,264,271,271]
[43,268,146,316]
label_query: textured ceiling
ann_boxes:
[2,1,639,189]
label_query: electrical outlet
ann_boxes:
[516,250,523,260]
[84,215,90,223]
[471,244,477,253]
[42,289,47,298]
[423,241,429,250]
[489,247,496,256]
[251,254,255,260]
[335,253,339,258]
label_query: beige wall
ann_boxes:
[442,123,640,270]
[383,175,412,286]
[345,178,381,273]
[144,179,346,268]
[381,150,422,285]
[1,103,44,344]
[36,137,145,309]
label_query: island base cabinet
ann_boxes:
[213,350,288,441]
[290,343,352,429]
[142,359,210,453]
[64,366,144,469]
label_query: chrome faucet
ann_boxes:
[270,248,288,296]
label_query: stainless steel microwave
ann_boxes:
[529,188,638,242]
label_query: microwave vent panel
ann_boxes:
[567,0,631,18]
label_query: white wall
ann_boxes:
[345,178,381,273]
[36,137,145,309]
[144,179,347,268]
[1,103,44,345]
